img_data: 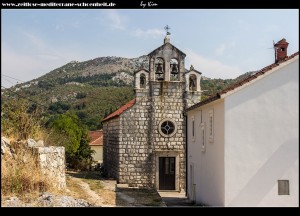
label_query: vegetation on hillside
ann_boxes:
[200,78,235,98]
[1,55,254,133]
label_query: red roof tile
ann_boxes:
[102,98,136,122]
[88,130,103,146]
[187,51,299,112]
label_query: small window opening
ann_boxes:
[140,73,146,89]
[278,180,289,195]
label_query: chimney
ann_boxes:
[274,38,289,63]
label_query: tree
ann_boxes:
[46,113,94,169]
[48,101,70,114]
[47,114,82,156]
[1,98,41,140]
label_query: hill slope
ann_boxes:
[1,55,253,130]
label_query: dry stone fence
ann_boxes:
[1,137,66,189]
[33,146,66,189]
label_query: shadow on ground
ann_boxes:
[116,188,165,207]
[161,197,194,206]
[158,192,198,207]
[67,170,106,180]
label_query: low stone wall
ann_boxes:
[2,137,66,190]
[34,146,66,189]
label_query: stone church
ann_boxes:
[102,33,202,191]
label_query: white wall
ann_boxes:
[224,58,299,206]
[91,146,103,162]
[187,99,225,206]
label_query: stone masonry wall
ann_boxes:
[185,91,202,108]
[34,146,66,189]
[118,81,186,191]
[150,81,186,191]
[119,97,152,187]
[103,117,120,180]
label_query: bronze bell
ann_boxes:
[156,63,163,74]
[171,63,178,75]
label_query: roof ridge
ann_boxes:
[186,51,299,111]
[102,98,136,122]
[219,51,299,95]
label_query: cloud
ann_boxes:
[215,44,226,56]
[186,49,243,79]
[21,31,82,61]
[23,32,47,51]
[134,28,165,38]
[55,21,80,32]
[215,42,236,56]
[2,32,84,88]
[101,10,127,30]
[1,43,44,87]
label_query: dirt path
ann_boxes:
[66,171,116,207]
[2,170,165,207]
[72,177,104,206]
[66,171,165,207]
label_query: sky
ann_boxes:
[1,9,299,88]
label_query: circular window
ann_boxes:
[158,119,177,137]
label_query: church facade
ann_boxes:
[102,34,202,191]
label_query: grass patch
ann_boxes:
[1,141,54,201]
[67,171,103,195]
[82,178,103,192]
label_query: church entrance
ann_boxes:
[159,157,176,190]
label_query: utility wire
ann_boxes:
[2,77,16,86]
[2,74,25,83]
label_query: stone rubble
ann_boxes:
[2,193,92,207]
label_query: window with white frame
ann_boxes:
[209,110,214,143]
[158,119,177,137]
[200,122,205,152]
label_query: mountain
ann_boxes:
[37,55,149,82]
[1,55,249,130]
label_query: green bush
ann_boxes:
[46,113,94,170]
[1,99,41,140]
